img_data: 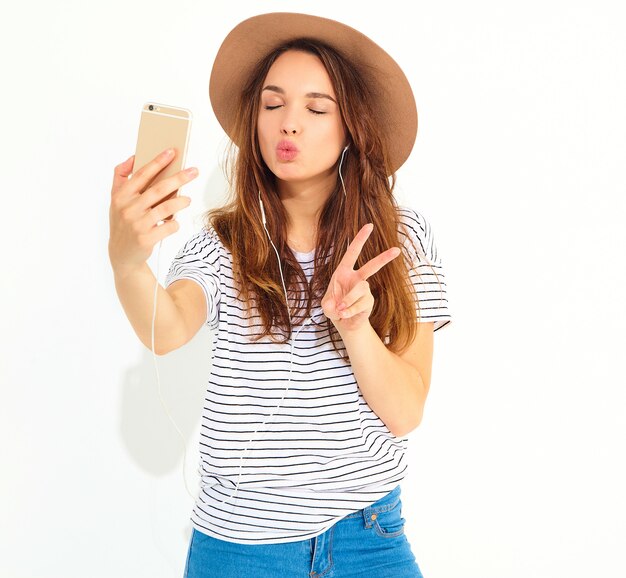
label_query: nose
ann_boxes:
[280,109,300,136]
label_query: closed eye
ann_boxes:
[263,105,326,115]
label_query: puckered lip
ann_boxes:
[276,139,299,152]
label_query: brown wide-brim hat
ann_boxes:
[209,12,417,175]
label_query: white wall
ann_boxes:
[1,1,624,576]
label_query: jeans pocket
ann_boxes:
[372,498,406,538]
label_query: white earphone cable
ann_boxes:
[150,144,350,510]
[152,236,197,502]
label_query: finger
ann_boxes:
[135,167,197,216]
[337,279,370,312]
[357,246,402,280]
[138,194,192,230]
[339,223,374,271]
[115,147,176,201]
[337,281,370,311]
[339,292,374,319]
[321,292,342,321]
[111,155,135,195]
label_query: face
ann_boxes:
[257,50,347,191]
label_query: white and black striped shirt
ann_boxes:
[164,206,452,544]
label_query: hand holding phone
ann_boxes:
[108,103,197,275]
[132,102,192,221]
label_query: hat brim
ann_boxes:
[209,12,417,175]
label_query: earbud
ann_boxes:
[338,145,351,253]
[258,191,267,225]
[339,145,349,200]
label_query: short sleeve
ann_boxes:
[398,207,452,332]
[164,227,221,329]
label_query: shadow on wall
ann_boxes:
[117,321,214,548]
[117,325,213,480]
[115,163,228,544]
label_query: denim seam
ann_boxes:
[314,525,335,578]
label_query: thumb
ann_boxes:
[119,154,135,175]
[112,155,135,192]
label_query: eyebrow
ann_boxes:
[262,85,337,104]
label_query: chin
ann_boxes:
[272,163,307,182]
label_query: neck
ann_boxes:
[277,172,336,249]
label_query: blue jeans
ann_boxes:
[183,484,424,577]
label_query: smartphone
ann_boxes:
[132,102,192,221]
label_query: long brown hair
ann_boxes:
[204,38,428,357]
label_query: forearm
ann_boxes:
[338,321,426,437]
[112,262,187,355]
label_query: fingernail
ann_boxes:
[185,167,198,175]
[162,148,174,157]
[337,302,346,311]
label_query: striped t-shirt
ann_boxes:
[164,205,452,545]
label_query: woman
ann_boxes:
[109,12,451,578]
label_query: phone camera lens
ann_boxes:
[148,105,154,111]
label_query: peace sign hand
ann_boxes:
[321,223,401,334]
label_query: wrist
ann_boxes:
[112,261,149,282]
[335,317,375,342]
